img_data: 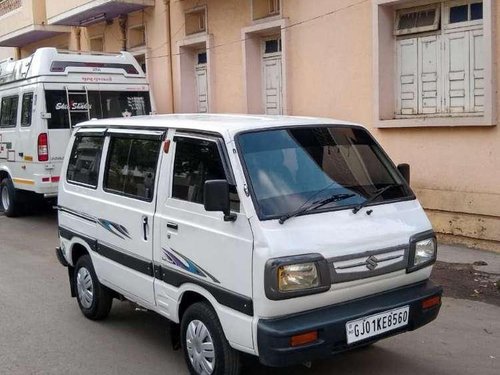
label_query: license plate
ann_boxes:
[346,305,409,344]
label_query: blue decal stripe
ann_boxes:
[163,248,220,284]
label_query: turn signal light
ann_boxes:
[422,296,441,309]
[290,330,318,347]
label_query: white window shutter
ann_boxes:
[418,35,441,114]
[444,31,470,113]
[470,29,484,112]
[397,38,418,115]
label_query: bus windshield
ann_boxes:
[45,90,151,129]
[237,126,414,220]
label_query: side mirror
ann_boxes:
[397,163,410,185]
[204,180,236,222]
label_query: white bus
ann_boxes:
[0,48,154,216]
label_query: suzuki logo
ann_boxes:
[365,255,379,270]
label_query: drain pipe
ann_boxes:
[75,27,81,51]
[118,14,128,51]
[164,0,175,113]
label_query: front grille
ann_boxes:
[328,245,408,283]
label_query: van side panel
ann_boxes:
[152,129,255,352]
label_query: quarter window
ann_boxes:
[67,136,104,188]
[21,93,34,127]
[0,95,19,128]
[172,137,240,211]
[104,137,161,201]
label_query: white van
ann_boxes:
[56,114,442,374]
[0,48,153,216]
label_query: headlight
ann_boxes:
[278,262,319,291]
[408,231,437,272]
[265,254,331,300]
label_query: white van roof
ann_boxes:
[75,114,362,134]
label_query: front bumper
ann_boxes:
[257,280,442,367]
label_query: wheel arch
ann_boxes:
[177,286,216,324]
[68,238,92,267]
[176,284,257,355]
[0,168,11,182]
[178,289,212,323]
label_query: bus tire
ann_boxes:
[0,178,20,217]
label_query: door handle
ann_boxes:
[142,216,149,241]
[167,222,178,230]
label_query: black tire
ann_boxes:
[181,302,240,375]
[0,178,20,217]
[74,255,113,320]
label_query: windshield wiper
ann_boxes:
[279,193,355,224]
[352,184,399,214]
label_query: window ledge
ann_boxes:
[375,115,496,128]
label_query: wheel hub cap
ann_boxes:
[186,320,215,375]
[1,186,9,211]
[76,267,94,309]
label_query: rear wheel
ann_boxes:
[181,302,240,375]
[0,178,20,217]
[74,255,113,320]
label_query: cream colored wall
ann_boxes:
[167,0,499,250]
[283,0,373,123]
[139,2,173,113]
[170,0,252,113]
[0,0,44,38]
[0,47,16,60]
[207,0,250,113]
[45,0,93,20]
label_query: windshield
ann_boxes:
[237,126,413,220]
[45,90,151,129]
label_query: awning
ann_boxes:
[0,25,71,47]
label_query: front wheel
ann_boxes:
[181,302,240,375]
[74,255,113,320]
[0,178,20,217]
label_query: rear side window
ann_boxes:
[21,93,34,127]
[0,95,19,128]
[44,90,152,129]
[66,136,105,188]
[104,137,161,201]
[45,90,95,129]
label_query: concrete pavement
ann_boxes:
[438,244,500,277]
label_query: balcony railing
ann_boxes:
[0,0,22,18]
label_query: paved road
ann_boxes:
[0,210,499,375]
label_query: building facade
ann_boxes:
[0,0,498,251]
